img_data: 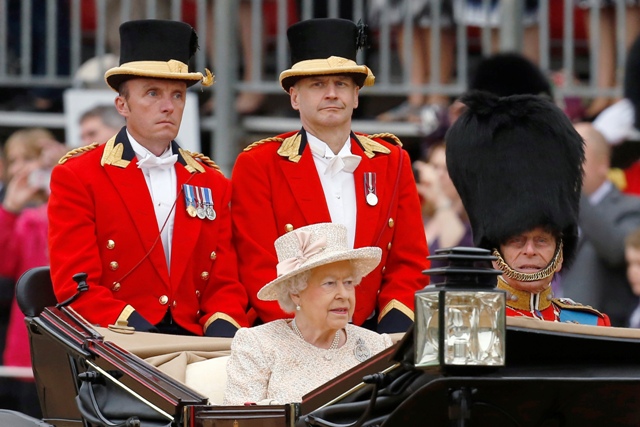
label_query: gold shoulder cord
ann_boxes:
[368,132,403,147]
[244,136,284,152]
[181,148,220,174]
[58,143,99,165]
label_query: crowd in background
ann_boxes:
[2,0,640,417]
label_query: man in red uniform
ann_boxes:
[231,18,429,333]
[446,91,610,326]
[48,20,248,336]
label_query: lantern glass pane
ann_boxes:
[444,291,505,366]
[414,291,440,367]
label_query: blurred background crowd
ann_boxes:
[2,0,640,418]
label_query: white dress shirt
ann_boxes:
[307,133,361,248]
[129,131,177,270]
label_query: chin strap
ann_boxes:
[492,240,563,282]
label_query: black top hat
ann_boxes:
[470,52,553,99]
[445,91,584,266]
[104,19,213,91]
[279,18,374,92]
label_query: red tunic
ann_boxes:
[231,130,430,331]
[623,162,640,196]
[498,278,610,326]
[48,129,248,335]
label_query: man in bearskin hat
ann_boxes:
[48,20,248,336]
[446,91,610,325]
[231,18,429,333]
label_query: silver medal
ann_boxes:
[196,204,206,219]
[364,172,378,207]
[206,206,216,221]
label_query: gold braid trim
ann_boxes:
[58,143,99,165]
[552,298,605,317]
[203,312,241,333]
[116,305,136,325]
[368,133,403,147]
[378,300,414,323]
[492,240,563,282]
[608,167,627,191]
[497,276,554,311]
[181,149,221,174]
[243,136,284,152]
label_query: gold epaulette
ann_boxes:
[58,143,99,165]
[608,167,627,191]
[356,134,392,159]
[368,132,403,147]
[552,298,606,318]
[243,136,284,152]
[180,148,221,174]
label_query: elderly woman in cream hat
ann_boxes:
[223,223,393,405]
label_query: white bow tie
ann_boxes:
[325,154,361,177]
[137,153,178,170]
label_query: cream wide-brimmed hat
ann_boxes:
[257,223,382,301]
[104,20,213,92]
[279,18,375,92]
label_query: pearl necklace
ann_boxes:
[291,318,341,350]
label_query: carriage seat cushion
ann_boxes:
[184,356,230,405]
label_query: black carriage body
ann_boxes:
[21,292,640,427]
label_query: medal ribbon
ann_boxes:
[183,184,195,208]
[203,187,213,208]
[195,186,203,209]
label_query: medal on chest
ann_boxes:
[364,172,378,206]
[183,184,216,220]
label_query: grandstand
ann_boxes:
[0,0,629,174]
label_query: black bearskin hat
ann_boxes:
[445,91,584,266]
[470,52,553,99]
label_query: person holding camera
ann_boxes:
[0,127,66,418]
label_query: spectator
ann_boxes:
[576,0,640,119]
[0,128,66,418]
[447,92,609,325]
[231,18,429,333]
[593,34,640,195]
[559,122,640,327]
[414,141,472,254]
[593,34,640,146]
[202,1,297,115]
[78,105,125,146]
[48,20,248,337]
[455,0,541,64]
[3,0,70,112]
[369,0,455,130]
[624,227,640,328]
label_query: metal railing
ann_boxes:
[0,0,631,173]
